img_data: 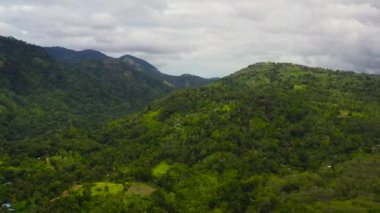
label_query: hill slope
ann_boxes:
[2,62,380,212]
[0,36,175,140]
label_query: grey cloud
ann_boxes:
[0,0,379,77]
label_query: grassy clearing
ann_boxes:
[294,84,307,90]
[126,182,155,196]
[91,182,124,196]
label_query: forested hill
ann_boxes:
[97,63,380,211]
[0,36,214,141]
[44,46,110,63]
[2,61,379,212]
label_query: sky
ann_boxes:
[0,0,380,77]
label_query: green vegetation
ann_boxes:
[1,37,380,212]
[153,162,172,177]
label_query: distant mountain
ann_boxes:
[45,46,219,88]
[44,46,110,63]
[120,54,160,74]
[120,54,218,88]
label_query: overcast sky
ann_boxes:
[1,0,380,77]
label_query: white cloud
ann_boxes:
[0,0,379,77]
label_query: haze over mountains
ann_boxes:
[1,36,380,212]
[44,45,218,88]
[3,0,380,76]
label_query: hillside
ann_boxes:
[0,36,209,141]
[2,62,380,212]
[94,62,380,212]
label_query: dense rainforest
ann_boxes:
[1,36,380,212]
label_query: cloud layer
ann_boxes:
[1,0,379,77]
